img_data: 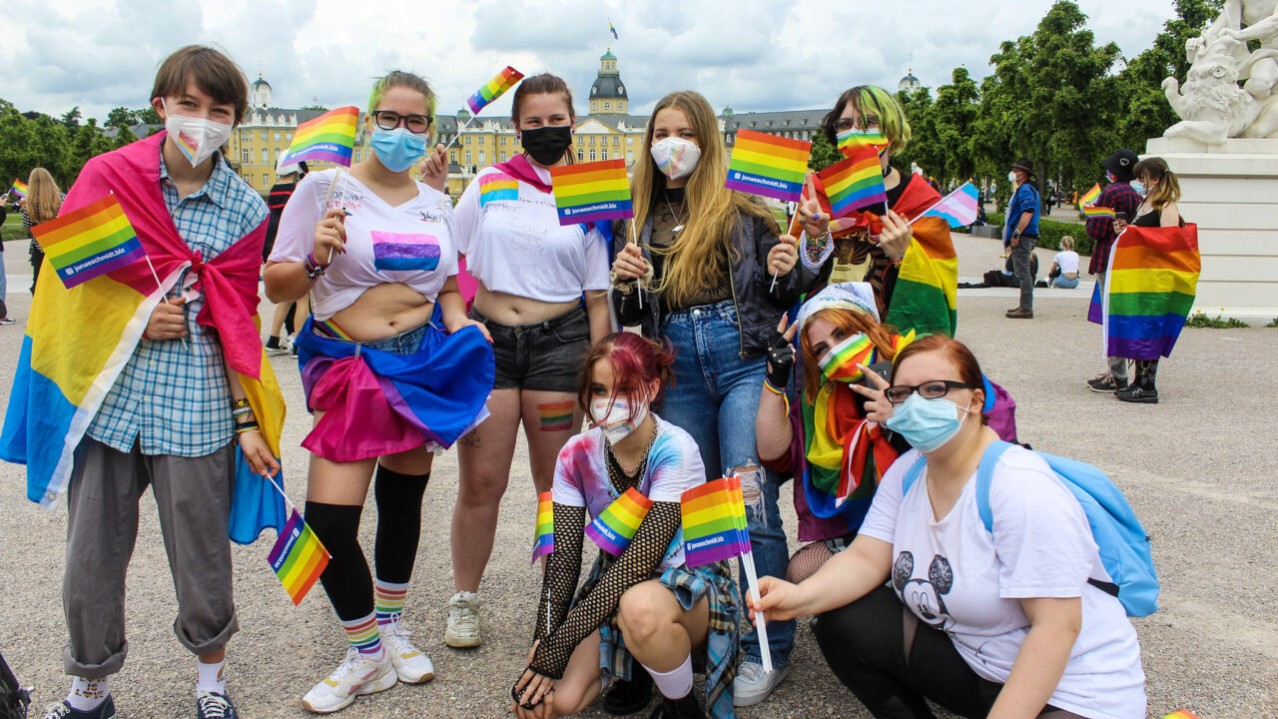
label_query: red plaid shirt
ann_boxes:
[1086,181,1142,274]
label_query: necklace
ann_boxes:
[604,421,659,493]
[663,193,686,234]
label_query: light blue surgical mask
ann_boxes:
[1130,180,1146,196]
[371,127,427,173]
[884,394,971,453]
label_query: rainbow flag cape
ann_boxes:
[918,182,979,228]
[818,147,886,219]
[1089,224,1200,360]
[837,129,888,158]
[681,477,751,568]
[586,487,654,555]
[268,508,331,605]
[1161,711,1200,719]
[725,129,811,203]
[532,491,555,564]
[1079,183,1101,208]
[1083,205,1116,219]
[549,159,633,226]
[467,66,524,115]
[10,179,28,199]
[286,106,359,167]
[31,194,147,288]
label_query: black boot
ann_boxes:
[649,692,700,718]
[603,669,654,715]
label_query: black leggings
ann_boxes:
[813,586,1083,719]
[306,465,430,621]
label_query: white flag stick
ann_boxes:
[740,549,773,673]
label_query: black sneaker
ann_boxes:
[41,697,117,719]
[196,692,238,719]
[648,693,700,719]
[1087,374,1128,393]
[603,670,654,715]
[0,317,16,326]
[1116,385,1158,404]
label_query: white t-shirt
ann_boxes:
[860,447,1146,719]
[453,164,611,303]
[552,415,705,571]
[270,169,458,320]
[1054,250,1080,275]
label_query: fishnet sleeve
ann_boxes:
[528,501,682,679]
[533,504,586,646]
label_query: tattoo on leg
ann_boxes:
[536,400,576,433]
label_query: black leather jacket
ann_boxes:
[611,211,802,358]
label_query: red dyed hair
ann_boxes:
[888,334,988,424]
[577,333,676,426]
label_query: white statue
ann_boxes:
[1163,0,1278,142]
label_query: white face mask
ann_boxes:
[590,397,648,444]
[650,137,701,180]
[162,100,232,168]
[1007,170,1018,183]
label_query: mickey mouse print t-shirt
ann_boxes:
[858,446,1146,719]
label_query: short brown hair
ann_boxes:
[511,73,575,124]
[151,45,250,125]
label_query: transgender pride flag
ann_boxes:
[916,182,979,228]
[371,231,440,272]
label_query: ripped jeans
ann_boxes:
[658,301,795,669]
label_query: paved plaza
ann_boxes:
[1,232,1275,718]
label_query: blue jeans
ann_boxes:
[1050,274,1080,289]
[658,300,795,669]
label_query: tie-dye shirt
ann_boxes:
[553,414,705,571]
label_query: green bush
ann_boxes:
[986,212,1091,256]
[1185,311,1249,329]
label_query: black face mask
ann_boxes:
[520,125,573,166]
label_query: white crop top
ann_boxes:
[452,165,611,303]
[270,169,458,320]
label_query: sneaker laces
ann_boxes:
[42,704,72,719]
[383,618,420,653]
[197,693,232,718]
[448,596,479,633]
[736,661,764,683]
[327,647,364,684]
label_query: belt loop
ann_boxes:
[354,343,362,359]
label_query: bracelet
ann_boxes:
[763,380,791,418]
[235,420,260,434]
[232,407,252,419]
[232,398,251,410]
[304,252,327,280]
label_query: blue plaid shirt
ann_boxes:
[87,150,268,457]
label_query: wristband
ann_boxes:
[304,252,327,280]
[763,380,791,418]
[233,398,251,410]
[235,420,260,434]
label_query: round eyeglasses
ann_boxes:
[884,380,974,405]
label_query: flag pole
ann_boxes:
[443,114,478,152]
[740,549,773,673]
[628,220,643,309]
[773,173,815,292]
[321,168,347,265]
[144,255,189,352]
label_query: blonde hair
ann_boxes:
[632,91,776,309]
[25,168,62,224]
[1060,235,1075,251]
[368,71,437,142]
[1133,157,1181,211]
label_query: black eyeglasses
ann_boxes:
[372,110,432,134]
[835,117,880,132]
[884,380,974,405]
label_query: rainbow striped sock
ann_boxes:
[340,613,384,661]
[375,580,409,627]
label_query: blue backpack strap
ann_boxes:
[974,440,1015,533]
[901,454,928,497]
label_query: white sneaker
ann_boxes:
[732,660,790,707]
[301,647,397,714]
[383,619,435,684]
[444,591,482,648]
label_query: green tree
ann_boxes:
[894,87,944,182]
[105,107,138,129]
[137,106,161,125]
[931,67,981,183]
[113,124,138,149]
[69,119,113,178]
[808,130,842,172]
[60,106,83,137]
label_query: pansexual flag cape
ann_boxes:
[725,129,811,202]
[0,133,288,543]
[550,159,633,226]
[286,106,359,167]
[268,508,331,605]
[1088,224,1200,360]
[586,487,654,555]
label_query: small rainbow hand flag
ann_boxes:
[1083,205,1116,219]
[586,487,654,555]
[286,106,359,167]
[837,128,888,158]
[681,477,751,568]
[818,146,887,219]
[1161,711,1200,719]
[267,508,331,605]
[30,194,147,289]
[532,491,555,564]
[725,129,811,203]
[467,66,525,115]
[550,158,633,226]
[10,179,28,199]
[919,182,980,228]
[1079,183,1101,208]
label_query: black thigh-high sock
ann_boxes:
[373,465,430,584]
[305,501,373,622]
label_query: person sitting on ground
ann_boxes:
[1048,236,1081,289]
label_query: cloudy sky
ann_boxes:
[1,0,1183,122]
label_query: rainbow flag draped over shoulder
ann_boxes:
[268,508,331,605]
[1088,224,1200,360]
[467,66,524,115]
[286,106,359,167]
[681,477,750,568]
[725,129,811,202]
[0,133,287,544]
[586,487,653,555]
[10,179,28,199]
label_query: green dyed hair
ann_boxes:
[367,71,437,139]
[821,85,912,156]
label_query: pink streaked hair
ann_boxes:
[577,333,676,427]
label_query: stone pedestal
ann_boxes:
[1144,137,1278,323]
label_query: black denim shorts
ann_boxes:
[468,305,590,393]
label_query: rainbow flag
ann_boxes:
[30,194,147,289]
[837,129,888,158]
[681,477,751,568]
[609,20,619,39]
[1090,224,1200,360]
[537,400,575,432]
[1079,183,1101,208]
[550,158,633,226]
[818,147,886,219]
[10,179,28,199]
[1083,205,1116,219]
[532,491,554,564]
[1161,711,1200,719]
[887,216,958,338]
[919,182,980,228]
[725,129,811,202]
[467,66,525,115]
[370,230,440,272]
[478,173,519,206]
[286,106,359,167]
[586,487,654,555]
[267,508,331,605]
[818,332,876,382]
